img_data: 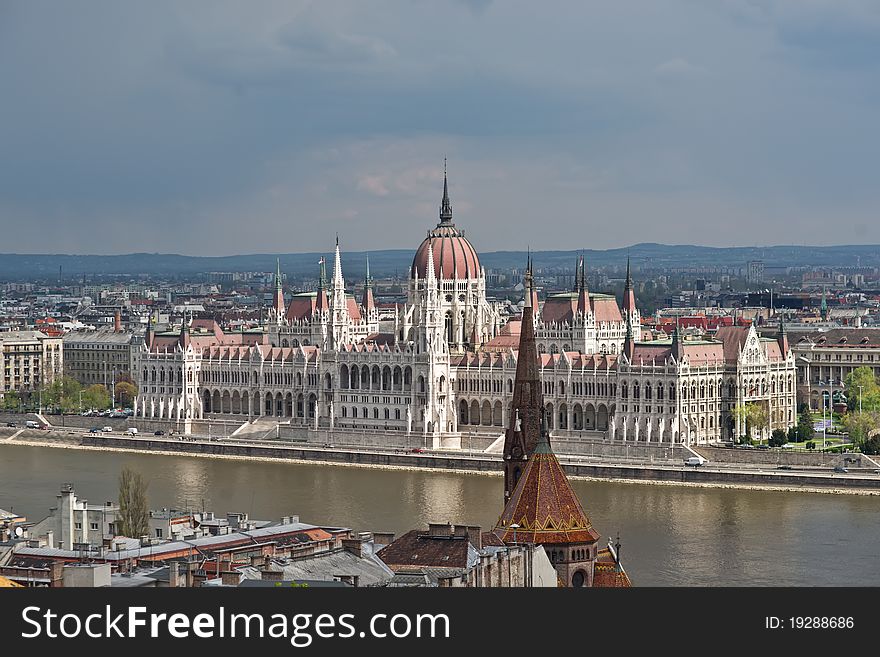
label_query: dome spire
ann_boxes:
[439,158,453,225]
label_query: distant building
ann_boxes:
[0,329,63,399]
[747,260,764,284]
[62,327,140,388]
[792,328,880,410]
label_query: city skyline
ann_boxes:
[2,1,880,255]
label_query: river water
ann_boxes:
[1,443,878,586]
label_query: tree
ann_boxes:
[1,390,20,411]
[793,409,815,442]
[844,367,880,412]
[841,411,880,448]
[769,428,788,447]
[117,467,150,539]
[734,402,769,441]
[82,384,111,411]
[115,381,138,407]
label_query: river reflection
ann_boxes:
[1,444,878,586]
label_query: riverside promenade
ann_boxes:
[3,418,880,495]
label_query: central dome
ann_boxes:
[411,172,481,280]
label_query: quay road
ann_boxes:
[4,424,880,492]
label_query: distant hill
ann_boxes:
[1,243,878,280]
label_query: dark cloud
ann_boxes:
[0,1,878,255]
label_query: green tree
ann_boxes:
[794,409,815,442]
[769,428,788,447]
[1,390,21,411]
[734,402,769,441]
[115,381,138,407]
[841,411,880,448]
[117,467,150,539]
[844,366,880,412]
[82,384,111,411]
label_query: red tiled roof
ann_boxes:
[494,445,600,546]
[592,297,623,323]
[377,530,471,571]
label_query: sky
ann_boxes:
[1,0,878,256]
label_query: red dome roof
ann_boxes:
[412,224,481,280]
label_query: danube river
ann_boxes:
[1,443,878,586]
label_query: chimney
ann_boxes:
[428,522,453,537]
[261,570,283,582]
[114,309,122,333]
[169,562,181,588]
[372,532,395,546]
[341,538,363,558]
[465,525,482,550]
[220,571,240,587]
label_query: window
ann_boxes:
[75,522,82,530]
[156,528,163,538]
[90,523,98,531]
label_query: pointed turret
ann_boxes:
[503,259,543,503]
[272,258,286,325]
[362,255,376,314]
[576,253,589,316]
[439,158,453,225]
[777,314,789,356]
[145,312,155,350]
[671,317,683,361]
[315,256,329,312]
[622,307,635,362]
[179,311,191,350]
[425,239,437,286]
[331,235,346,302]
[622,256,637,318]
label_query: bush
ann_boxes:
[862,436,880,456]
[769,429,788,447]
[806,441,816,451]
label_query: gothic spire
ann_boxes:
[439,158,453,224]
[503,255,544,503]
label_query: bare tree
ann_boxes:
[117,467,149,539]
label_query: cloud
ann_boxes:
[0,1,878,255]
[356,175,390,197]
[655,57,708,78]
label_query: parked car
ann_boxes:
[833,466,848,473]
[89,427,101,433]
[684,456,705,467]
[5,422,15,427]
[102,426,113,432]
[124,428,138,436]
[777,465,793,470]
[410,447,426,454]
[154,430,165,436]
[322,443,335,448]
[25,420,40,429]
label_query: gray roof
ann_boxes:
[14,521,346,562]
[238,579,349,588]
[62,328,134,345]
[267,548,394,587]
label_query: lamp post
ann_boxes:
[822,389,828,449]
[858,385,863,416]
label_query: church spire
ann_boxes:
[439,158,453,225]
[503,256,543,503]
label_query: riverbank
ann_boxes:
[4,428,880,496]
